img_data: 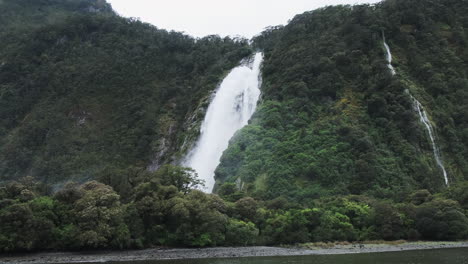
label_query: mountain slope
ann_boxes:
[215,0,468,201]
[0,0,251,184]
[1,0,467,200]
[1,0,468,253]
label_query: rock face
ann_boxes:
[148,116,177,172]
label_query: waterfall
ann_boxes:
[184,52,263,192]
[382,34,449,186]
[382,32,396,75]
[409,94,449,186]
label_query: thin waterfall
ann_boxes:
[382,33,449,185]
[409,94,449,185]
[382,32,396,75]
[184,52,264,192]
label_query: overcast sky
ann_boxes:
[106,0,382,38]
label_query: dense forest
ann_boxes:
[217,0,468,201]
[0,0,251,184]
[1,171,467,251]
[1,0,468,253]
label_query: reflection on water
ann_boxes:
[103,248,468,264]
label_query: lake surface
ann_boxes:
[103,248,468,264]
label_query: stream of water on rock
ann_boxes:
[383,34,448,185]
[184,52,263,192]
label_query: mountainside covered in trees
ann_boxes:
[216,0,468,201]
[1,0,468,253]
[0,0,250,184]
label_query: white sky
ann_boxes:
[107,0,382,39]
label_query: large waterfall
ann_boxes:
[383,35,449,185]
[184,52,263,192]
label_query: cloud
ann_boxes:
[107,0,382,38]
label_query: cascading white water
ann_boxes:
[382,34,449,185]
[382,32,396,75]
[184,52,263,192]
[409,94,449,185]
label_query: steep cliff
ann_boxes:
[216,0,468,201]
[0,0,251,184]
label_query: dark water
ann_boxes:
[105,248,468,264]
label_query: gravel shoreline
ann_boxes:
[1,241,467,264]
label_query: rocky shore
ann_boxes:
[0,241,467,264]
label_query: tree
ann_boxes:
[73,181,129,249]
[0,203,35,251]
[225,219,259,246]
[415,198,468,240]
[235,197,258,222]
[156,165,204,194]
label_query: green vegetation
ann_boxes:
[0,0,251,184]
[1,0,468,252]
[1,171,467,252]
[216,0,468,201]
